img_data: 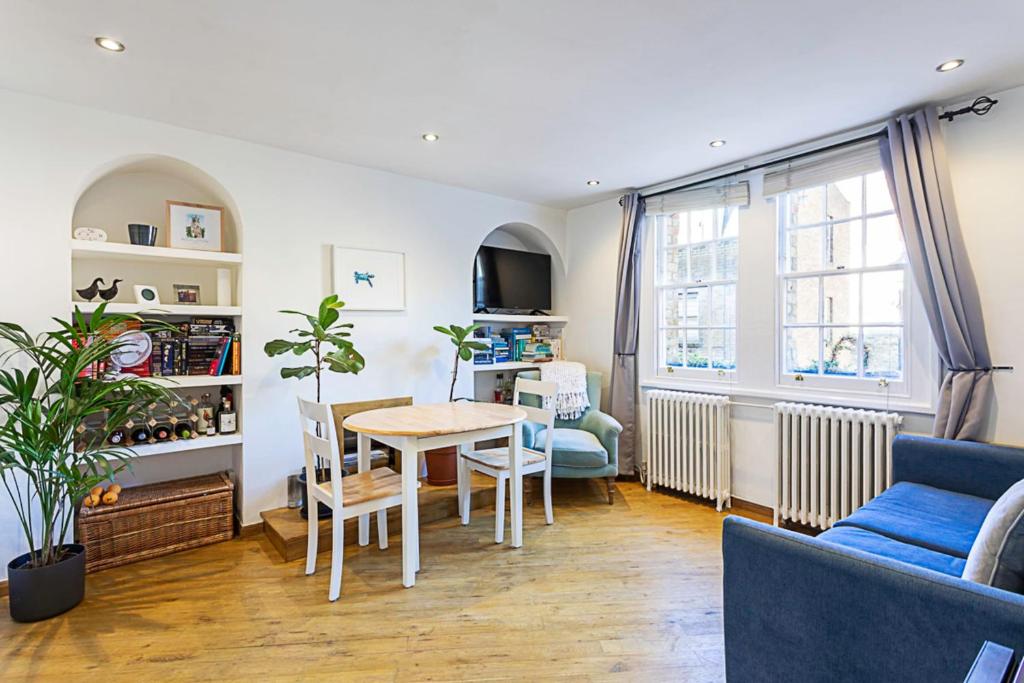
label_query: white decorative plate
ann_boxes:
[74,227,108,242]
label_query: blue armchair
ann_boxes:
[517,370,622,503]
[722,435,1024,682]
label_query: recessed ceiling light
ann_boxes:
[94,37,125,52]
[709,139,727,148]
[586,179,600,186]
[936,59,964,73]
[421,133,439,142]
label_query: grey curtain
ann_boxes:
[610,193,645,474]
[880,107,992,440]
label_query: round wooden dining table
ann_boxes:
[344,402,527,588]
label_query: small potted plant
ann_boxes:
[264,295,365,518]
[425,324,489,485]
[0,305,171,622]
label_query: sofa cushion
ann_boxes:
[833,482,994,559]
[535,428,608,469]
[963,478,1024,594]
[818,526,967,577]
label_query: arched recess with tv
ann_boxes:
[473,222,566,315]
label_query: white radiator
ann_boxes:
[774,402,902,530]
[646,390,731,511]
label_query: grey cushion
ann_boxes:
[963,478,1024,593]
[535,428,608,469]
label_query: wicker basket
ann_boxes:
[77,472,235,572]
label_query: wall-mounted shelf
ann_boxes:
[473,314,568,324]
[73,302,242,317]
[71,239,242,266]
[99,433,243,460]
[151,375,243,388]
[472,361,548,373]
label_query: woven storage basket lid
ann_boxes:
[80,471,233,518]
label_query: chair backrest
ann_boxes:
[330,396,413,459]
[297,397,343,506]
[517,369,602,428]
[513,377,557,461]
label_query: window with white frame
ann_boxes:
[775,169,908,388]
[649,182,748,377]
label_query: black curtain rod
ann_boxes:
[639,129,885,202]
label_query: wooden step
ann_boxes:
[261,473,502,562]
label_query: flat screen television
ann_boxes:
[473,246,552,312]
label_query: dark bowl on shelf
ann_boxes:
[128,224,158,247]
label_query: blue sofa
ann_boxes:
[723,435,1024,683]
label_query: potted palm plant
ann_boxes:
[264,295,365,518]
[0,305,171,622]
[425,324,489,485]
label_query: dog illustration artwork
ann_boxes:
[353,271,375,288]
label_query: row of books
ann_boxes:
[472,325,562,365]
[151,318,240,377]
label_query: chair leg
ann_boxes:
[377,508,388,550]
[329,510,344,601]
[606,477,616,505]
[543,469,554,525]
[495,473,506,544]
[305,490,318,576]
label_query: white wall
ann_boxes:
[0,88,566,578]
[562,83,1024,506]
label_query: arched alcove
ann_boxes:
[476,222,566,314]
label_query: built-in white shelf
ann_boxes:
[71,239,242,266]
[473,314,568,324]
[151,375,243,388]
[472,361,548,373]
[73,302,242,317]
[100,433,243,460]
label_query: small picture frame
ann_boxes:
[166,200,223,252]
[134,285,160,305]
[173,283,202,305]
[332,247,406,311]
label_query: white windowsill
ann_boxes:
[640,377,936,415]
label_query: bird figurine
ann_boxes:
[98,279,122,301]
[76,277,105,301]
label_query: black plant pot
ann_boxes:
[298,466,347,520]
[7,543,86,622]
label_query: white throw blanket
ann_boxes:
[540,361,590,420]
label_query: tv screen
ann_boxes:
[474,246,552,312]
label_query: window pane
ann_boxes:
[785,226,824,272]
[864,327,903,378]
[826,219,863,270]
[862,270,903,323]
[865,171,894,214]
[827,177,863,221]
[721,207,739,238]
[662,246,689,283]
[865,215,906,266]
[690,242,713,281]
[784,277,819,324]
[687,286,711,327]
[690,209,715,243]
[662,214,687,246]
[685,329,709,368]
[822,327,859,376]
[664,329,686,367]
[716,237,738,280]
[822,273,860,324]
[784,328,820,374]
[710,284,736,326]
[709,329,736,370]
[788,186,825,226]
[662,288,685,327]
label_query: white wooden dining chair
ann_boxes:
[456,378,557,543]
[298,397,412,601]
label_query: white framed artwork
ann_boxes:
[166,200,223,252]
[332,247,406,311]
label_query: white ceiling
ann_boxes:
[2,1,1023,209]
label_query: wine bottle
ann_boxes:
[130,426,152,443]
[216,397,237,435]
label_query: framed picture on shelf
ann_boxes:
[332,247,406,311]
[166,200,222,252]
[173,283,202,305]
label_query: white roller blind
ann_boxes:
[762,139,883,196]
[645,181,750,216]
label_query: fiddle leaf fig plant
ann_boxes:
[263,294,365,402]
[434,323,490,401]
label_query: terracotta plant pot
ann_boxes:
[425,446,458,486]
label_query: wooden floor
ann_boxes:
[0,481,768,682]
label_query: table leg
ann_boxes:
[401,438,420,587]
[357,433,371,546]
[509,423,523,548]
